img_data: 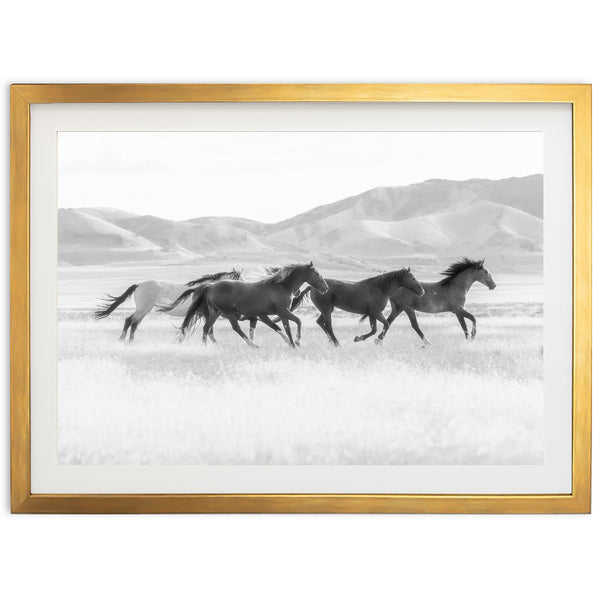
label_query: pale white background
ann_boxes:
[1,1,597,599]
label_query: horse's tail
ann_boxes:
[93,284,138,319]
[358,314,369,324]
[290,287,312,312]
[157,287,197,313]
[179,285,211,338]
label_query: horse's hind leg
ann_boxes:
[128,312,147,342]
[316,314,333,343]
[374,312,391,344]
[128,319,139,341]
[119,315,133,341]
[208,326,218,344]
[202,311,220,345]
[354,316,377,342]
[386,302,403,327]
[406,309,431,346]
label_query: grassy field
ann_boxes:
[58,303,543,465]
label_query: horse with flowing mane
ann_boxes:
[159,265,288,344]
[291,268,424,346]
[93,268,241,341]
[166,262,328,348]
[386,258,496,344]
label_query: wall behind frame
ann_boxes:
[1,1,597,599]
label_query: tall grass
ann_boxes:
[58,312,543,465]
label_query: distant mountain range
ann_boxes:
[58,175,542,266]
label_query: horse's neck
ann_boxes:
[380,272,403,295]
[280,270,305,294]
[452,269,477,293]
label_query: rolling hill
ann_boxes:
[59,175,543,265]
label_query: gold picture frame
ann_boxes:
[10,84,591,514]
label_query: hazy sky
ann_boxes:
[58,131,543,222]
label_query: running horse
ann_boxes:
[93,269,242,341]
[170,262,328,348]
[164,266,301,345]
[386,258,496,344]
[291,268,424,346]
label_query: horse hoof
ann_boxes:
[295,340,301,347]
[353,336,361,343]
[248,342,260,349]
[374,338,383,345]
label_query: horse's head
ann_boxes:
[402,267,425,296]
[305,261,328,294]
[473,259,496,290]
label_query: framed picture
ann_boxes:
[10,84,591,513]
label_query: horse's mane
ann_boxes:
[263,266,282,275]
[439,258,483,285]
[256,263,307,286]
[186,270,238,287]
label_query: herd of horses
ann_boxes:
[93,258,497,348]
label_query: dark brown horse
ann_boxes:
[167,262,328,348]
[292,268,424,346]
[386,258,496,344]
[161,267,302,345]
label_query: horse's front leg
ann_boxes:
[455,312,469,340]
[374,312,390,344]
[278,316,296,348]
[406,309,432,346]
[258,315,289,344]
[322,312,340,347]
[280,309,302,346]
[386,301,403,327]
[225,314,259,348]
[457,308,477,339]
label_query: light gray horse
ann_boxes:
[93,269,241,341]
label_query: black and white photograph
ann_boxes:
[57,130,544,466]
[3,0,597,596]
